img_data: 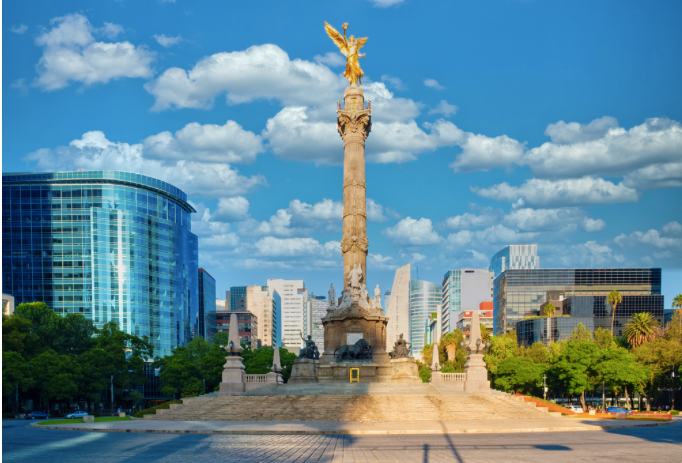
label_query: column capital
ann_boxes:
[337,110,372,141]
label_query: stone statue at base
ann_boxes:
[334,338,372,361]
[298,332,320,360]
[328,284,336,310]
[390,333,411,359]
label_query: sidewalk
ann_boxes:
[31,417,678,435]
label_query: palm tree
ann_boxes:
[624,312,660,348]
[543,301,556,344]
[674,294,682,310]
[608,290,622,336]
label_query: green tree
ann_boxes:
[664,309,682,342]
[2,315,41,357]
[633,338,682,410]
[593,327,614,350]
[543,302,557,343]
[14,302,94,355]
[551,339,601,411]
[212,332,230,346]
[241,346,297,382]
[441,331,462,361]
[608,290,622,336]
[495,357,546,395]
[524,341,551,366]
[624,312,660,348]
[569,323,592,342]
[484,331,519,383]
[596,345,650,409]
[673,294,682,310]
[2,351,36,414]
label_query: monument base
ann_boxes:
[390,358,422,383]
[289,358,319,384]
[219,356,246,396]
[463,353,491,394]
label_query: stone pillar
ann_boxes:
[337,86,371,283]
[219,313,246,396]
[463,310,491,393]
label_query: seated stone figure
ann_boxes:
[298,333,320,360]
[391,334,411,359]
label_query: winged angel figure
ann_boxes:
[324,22,368,86]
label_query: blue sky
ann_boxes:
[3,0,681,306]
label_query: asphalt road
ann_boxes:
[2,418,681,462]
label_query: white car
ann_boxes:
[66,411,89,419]
[566,405,583,413]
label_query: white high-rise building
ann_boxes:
[268,279,307,350]
[489,245,539,279]
[441,269,493,334]
[386,264,410,349]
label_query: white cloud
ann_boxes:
[582,218,606,232]
[472,177,640,208]
[503,208,586,232]
[446,224,538,249]
[383,217,443,245]
[544,116,619,144]
[526,118,682,178]
[428,100,458,117]
[366,199,388,223]
[624,162,682,190]
[34,13,155,91]
[369,0,404,6]
[101,22,124,39]
[313,52,345,67]
[10,79,28,93]
[145,44,346,111]
[11,24,28,34]
[212,197,250,222]
[368,253,398,270]
[143,120,264,164]
[381,75,406,91]
[24,131,267,198]
[441,212,499,230]
[451,133,526,172]
[202,233,241,248]
[615,229,682,250]
[424,78,444,90]
[662,221,682,235]
[153,34,183,47]
[254,237,338,258]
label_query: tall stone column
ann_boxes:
[337,85,372,284]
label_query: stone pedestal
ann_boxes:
[289,359,319,384]
[390,358,421,383]
[463,353,491,393]
[219,355,246,396]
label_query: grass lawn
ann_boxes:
[37,417,132,425]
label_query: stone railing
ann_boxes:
[441,373,465,382]
[245,374,269,383]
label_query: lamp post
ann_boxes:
[672,368,676,412]
[543,374,547,401]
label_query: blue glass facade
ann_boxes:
[198,268,217,342]
[2,171,198,357]
[409,280,441,357]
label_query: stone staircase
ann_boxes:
[145,384,561,422]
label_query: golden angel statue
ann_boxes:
[324,22,368,86]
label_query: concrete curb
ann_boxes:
[30,419,678,435]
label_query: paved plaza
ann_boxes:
[3,419,681,462]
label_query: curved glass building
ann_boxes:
[2,171,198,357]
[409,279,441,358]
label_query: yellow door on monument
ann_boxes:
[350,368,360,383]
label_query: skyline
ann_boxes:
[3,1,681,306]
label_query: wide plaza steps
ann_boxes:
[144,384,560,422]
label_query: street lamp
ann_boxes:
[543,374,548,401]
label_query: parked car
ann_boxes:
[606,407,633,415]
[24,411,50,420]
[65,411,89,419]
[566,405,584,413]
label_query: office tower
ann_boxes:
[441,269,493,334]
[227,285,280,347]
[197,268,216,342]
[308,294,328,346]
[455,304,494,340]
[2,171,198,357]
[386,264,410,349]
[489,245,540,280]
[215,308,258,349]
[409,279,441,359]
[493,268,663,339]
[267,279,306,349]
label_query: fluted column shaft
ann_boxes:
[337,86,372,286]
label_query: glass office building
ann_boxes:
[489,245,539,280]
[198,268,217,342]
[494,268,662,335]
[2,171,199,357]
[441,269,492,334]
[409,279,441,357]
